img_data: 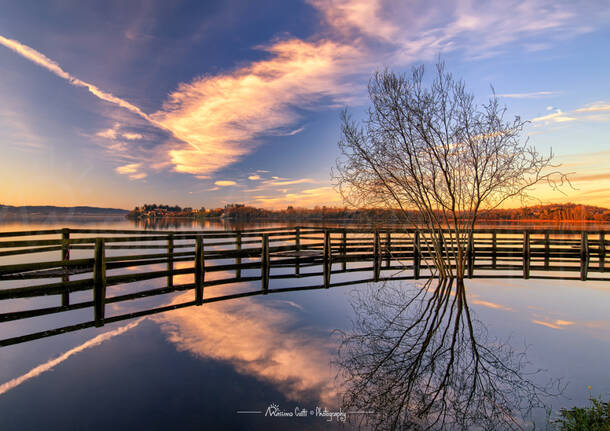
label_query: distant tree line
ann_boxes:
[127,202,610,222]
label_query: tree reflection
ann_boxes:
[337,278,561,430]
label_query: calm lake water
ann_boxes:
[0,217,609,430]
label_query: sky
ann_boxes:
[1,0,610,210]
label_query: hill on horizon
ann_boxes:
[0,205,129,216]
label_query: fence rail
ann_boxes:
[0,226,608,347]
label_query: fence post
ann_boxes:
[413,231,420,279]
[61,228,70,306]
[295,227,301,252]
[599,232,606,272]
[438,233,444,262]
[295,227,300,276]
[385,232,391,268]
[341,229,347,271]
[523,231,530,279]
[167,233,174,288]
[235,231,242,279]
[261,234,270,292]
[544,232,550,270]
[195,236,204,305]
[93,238,106,327]
[467,232,474,279]
[491,232,497,269]
[373,230,381,281]
[323,230,331,288]
[580,232,589,281]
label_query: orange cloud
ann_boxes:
[470,299,512,311]
[214,180,237,187]
[251,186,341,209]
[2,2,602,182]
[532,109,575,124]
[532,319,574,329]
[96,127,118,139]
[267,178,315,186]
[155,292,340,404]
[569,173,610,182]
[574,101,610,113]
[122,132,142,140]
[151,38,360,175]
[115,163,147,180]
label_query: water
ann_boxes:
[0,217,609,429]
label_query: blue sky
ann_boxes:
[1,0,610,209]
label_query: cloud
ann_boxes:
[2,1,606,179]
[122,132,142,140]
[96,127,118,139]
[569,172,610,182]
[0,107,45,152]
[470,299,512,311]
[128,172,147,180]
[150,38,361,175]
[286,126,305,136]
[0,319,144,396]
[266,178,314,186]
[497,91,556,99]
[574,101,610,113]
[310,0,596,60]
[533,101,610,127]
[532,319,574,330]
[115,162,147,180]
[248,174,261,181]
[252,186,341,208]
[155,293,339,404]
[532,109,576,124]
[214,180,237,186]
[0,35,152,122]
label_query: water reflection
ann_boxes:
[1,218,609,429]
[336,278,561,430]
[0,318,144,395]
[154,291,340,405]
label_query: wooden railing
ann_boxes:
[0,226,608,346]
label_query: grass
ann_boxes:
[552,397,610,430]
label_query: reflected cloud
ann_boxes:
[154,292,340,405]
[0,319,144,396]
[470,298,513,311]
[532,319,575,329]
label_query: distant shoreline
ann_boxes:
[0,205,128,218]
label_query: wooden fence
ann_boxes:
[0,226,608,346]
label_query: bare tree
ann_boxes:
[333,62,565,280]
[336,279,561,430]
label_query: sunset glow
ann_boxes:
[1,1,609,209]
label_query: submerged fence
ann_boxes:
[0,226,608,346]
